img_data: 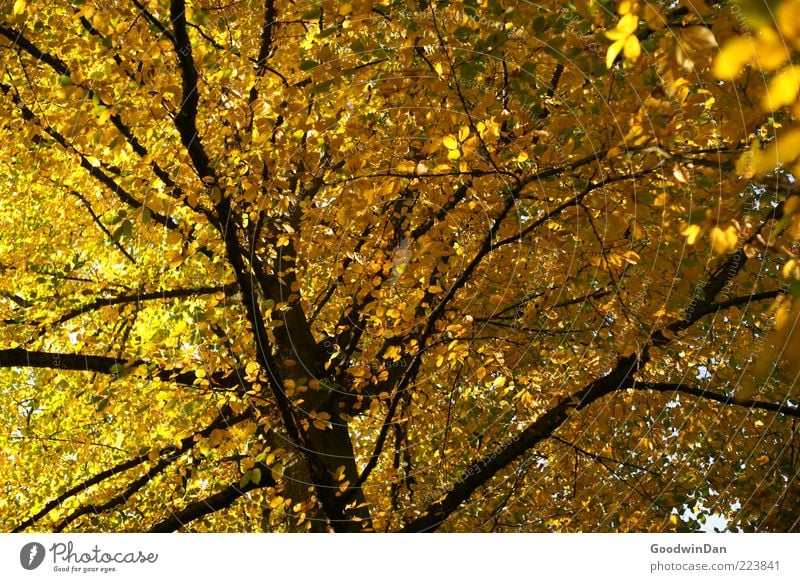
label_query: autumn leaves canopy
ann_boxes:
[0,0,799,532]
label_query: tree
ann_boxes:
[0,0,799,533]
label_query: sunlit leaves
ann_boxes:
[605,12,640,68]
[681,224,702,245]
[709,225,739,254]
[762,64,800,110]
[0,0,797,536]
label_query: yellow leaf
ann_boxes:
[661,328,678,340]
[621,250,640,264]
[674,44,694,72]
[245,361,260,377]
[447,148,461,160]
[606,38,626,69]
[165,249,184,268]
[681,26,717,51]
[442,135,459,149]
[12,0,27,15]
[517,151,529,163]
[385,345,402,361]
[210,429,223,446]
[681,224,701,245]
[604,13,639,41]
[166,231,183,245]
[458,125,470,141]
[672,164,690,184]
[713,36,755,80]
[756,28,791,72]
[778,1,800,40]
[709,225,738,254]
[782,259,796,279]
[763,65,800,111]
[623,35,641,61]
[752,128,800,176]
[338,3,352,16]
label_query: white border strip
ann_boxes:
[1,533,798,581]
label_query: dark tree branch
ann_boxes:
[344,192,521,498]
[0,24,69,74]
[255,0,278,73]
[1,22,218,227]
[67,188,137,264]
[492,166,655,250]
[48,283,238,328]
[148,461,276,532]
[213,194,362,531]
[651,288,787,347]
[0,348,240,389]
[131,0,176,42]
[169,0,213,179]
[54,451,178,532]
[0,82,222,261]
[12,405,250,531]
[629,381,800,419]
[401,354,641,532]
[400,284,786,531]
[0,84,178,229]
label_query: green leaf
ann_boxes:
[301,5,321,19]
[240,470,252,488]
[350,38,366,54]
[453,27,474,42]
[311,79,334,95]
